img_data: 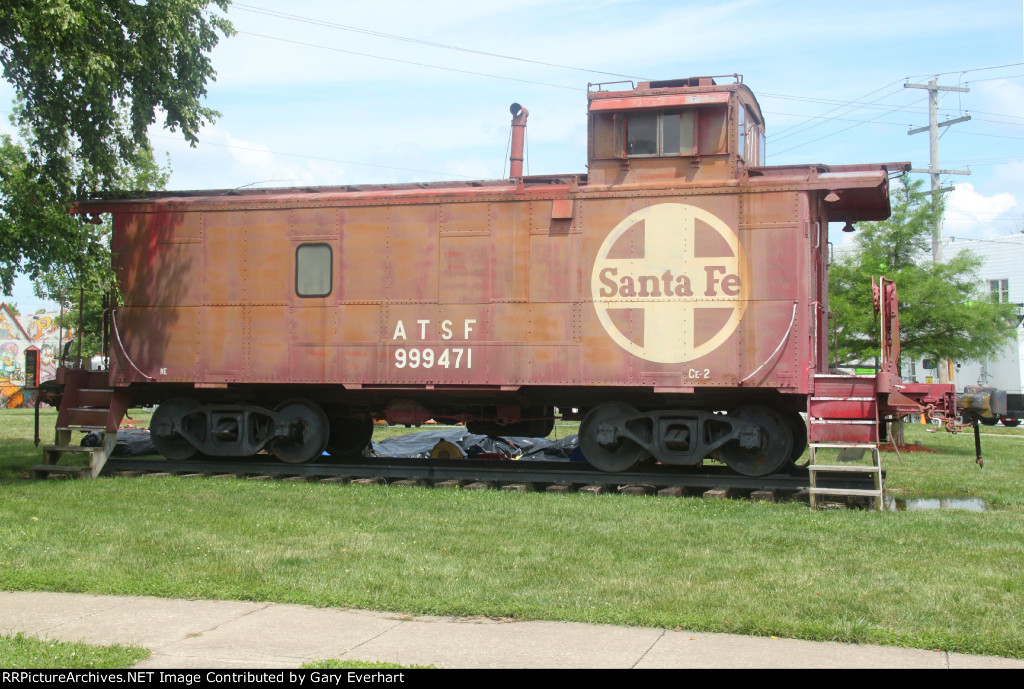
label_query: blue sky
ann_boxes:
[3,0,1023,312]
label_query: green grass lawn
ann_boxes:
[1,408,1023,659]
[0,633,149,669]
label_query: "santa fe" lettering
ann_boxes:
[597,265,741,298]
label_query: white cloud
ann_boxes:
[993,159,1024,188]
[973,79,1024,124]
[944,182,1020,239]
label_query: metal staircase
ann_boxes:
[33,368,130,479]
[806,374,885,509]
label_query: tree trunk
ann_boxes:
[889,417,906,447]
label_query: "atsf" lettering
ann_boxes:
[392,319,476,341]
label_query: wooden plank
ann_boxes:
[808,488,883,497]
[808,465,882,473]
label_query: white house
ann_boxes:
[899,235,1024,400]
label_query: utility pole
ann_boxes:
[905,79,971,262]
[905,78,970,382]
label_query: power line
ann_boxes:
[149,133,478,180]
[945,215,1024,223]
[231,2,647,81]
[770,96,927,156]
[947,235,1024,244]
[764,91,1013,122]
[970,116,1024,128]
[764,110,1024,134]
[967,72,1024,84]
[761,91,929,115]
[953,131,1024,141]
[0,109,488,180]
[909,62,1024,80]
[762,110,913,128]
[945,156,1024,165]
[237,31,584,91]
[765,97,913,141]
[766,80,907,140]
[971,109,1024,123]
[764,90,935,146]
[763,64,1024,151]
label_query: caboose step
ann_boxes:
[30,464,90,479]
[77,389,115,406]
[43,444,102,455]
[807,487,884,498]
[53,369,129,436]
[809,398,877,419]
[66,407,110,421]
[39,434,117,479]
[807,464,882,474]
[808,443,883,510]
[808,423,878,443]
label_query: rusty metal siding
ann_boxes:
[106,179,835,396]
[338,206,389,302]
[248,305,289,381]
[738,190,805,390]
[387,205,440,303]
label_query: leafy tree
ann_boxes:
[0,0,233,295]
[29,139,171,363]
[830,176,1018,368]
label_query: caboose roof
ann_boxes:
[70,175,581,213]
[70,164,902,223]
[587,74,764,124]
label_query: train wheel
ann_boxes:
[980,417,999,426]
[270,399,330,463]
[717,405,793,477]
[327,416,374,460]
[579,402,650,472]
[1002,418,1021,427]
[150,397,201,460]
[783,410,808,463]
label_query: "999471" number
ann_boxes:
[394,347,473,369]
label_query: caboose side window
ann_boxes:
[738,105,765,165]
[626,112,658,155]
[296,243,333,298]
[617,109,703,157]
[662,112,682,153]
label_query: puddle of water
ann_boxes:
[885,496,988,512]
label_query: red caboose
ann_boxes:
[65,75,954,476]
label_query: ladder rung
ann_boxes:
[31,464,89,474]
[808,464,881,473]
[809,488,883,497]
[43,445,104,454]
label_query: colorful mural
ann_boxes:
[0,303,74,409]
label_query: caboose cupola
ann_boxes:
[586,74,765,185]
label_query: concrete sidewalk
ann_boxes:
[1,591,1022,669]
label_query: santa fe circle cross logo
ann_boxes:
[591,203,748,364]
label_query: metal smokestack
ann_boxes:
[509,103,529,180]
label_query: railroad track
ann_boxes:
[100,455,881,504]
